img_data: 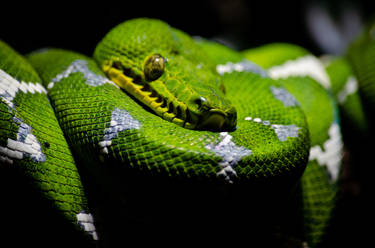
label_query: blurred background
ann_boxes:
[1,0,374,56]
[1,0,375,246]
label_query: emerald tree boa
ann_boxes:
[0,18,373,247]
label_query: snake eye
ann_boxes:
[143,54,165,81]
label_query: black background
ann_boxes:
[1,0,374,56]
[1,0,375,247]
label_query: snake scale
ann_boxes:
[1,18,374,247]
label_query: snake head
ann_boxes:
[94,18,237,131]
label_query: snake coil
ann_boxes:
[1,18,374,247]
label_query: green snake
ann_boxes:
[0,18,373,247]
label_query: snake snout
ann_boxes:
[198,109,226,131]
[198,108,237,131]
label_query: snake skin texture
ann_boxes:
[242,43,342,247]
[324,56,368,136]
[28,20,309,246]
[196,40,342,247]
[1,18,374,247]
[0,41,97,244]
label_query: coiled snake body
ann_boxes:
[0,18,373,247]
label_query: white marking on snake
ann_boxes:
[99,108,141,154]
[268,55,331,89]
[337,76,358,104]
[271,124,301,141]
[76,211,99,240]
[0,70,46,164]
[270,86,299,107]
[262,120,270,125]
[217,59,268,77]
[0,69,47,109]
[309,122,343,182]
[48,60,118,89]
[205,132,252,183]
[245,117,301,141]
[302,241,310,248]
[0,117,46,164]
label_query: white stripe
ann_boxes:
[245,117,301,142]
[49,59,118,89]
[205,132,252,183]
[7,138,40,155]
[0,146,23,159]
[27,83,36,94]
[6,83,18,97]
[268,55,331,89]
[216,60,268,77]
[19,82,28,93]
[337,76,358,104]
[76,211,98,240]
[77,212,94,222]
[0,155,13,164]
[0,69,47,111]
[81,223,96,232]
[309,123,343,181]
